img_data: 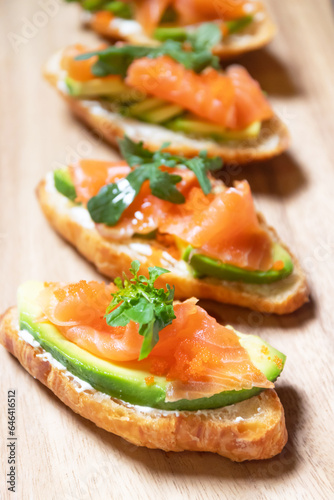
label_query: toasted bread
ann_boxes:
[81,8,277,59]
[0,306,288,461]
[36,174,309,314]
[44,50,290,164]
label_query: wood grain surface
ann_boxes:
[1,1,334,499]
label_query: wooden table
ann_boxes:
[1,1,334,498]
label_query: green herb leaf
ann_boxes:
[119,135,154,166]
[149,170,185,203]
[105,261,175,360]
[87,167,149,225]
[184,151,222,195]
[87,137,223,226]
[188,23,222,52]
[151,147,223,195]
[76,39,220,76]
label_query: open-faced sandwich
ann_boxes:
[0,263,288,461]
[36,137,308,314]
[65,0,277,59]
[44,39,289,163]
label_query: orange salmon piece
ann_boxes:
[91,10,114,33]
[148,301,273,401]
[135,0,173,34]
[175,0,261,24]
[159,180,272,271]
[226,65,273,129]
[126,56,236,127]
[70,159,130,204]
[38,281,143,362]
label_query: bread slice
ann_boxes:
[81,8,277,59]
[36,173,309,314]
[0,306,288,461]
[44,50,290,164]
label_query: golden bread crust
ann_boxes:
[36,178,309,314]
[0,307,287,461]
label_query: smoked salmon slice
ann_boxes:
[159,180,273,271]
[36,281,273,400]
[135,0,173,35]
[38,281,143,362]
[69,160,273,271]
[175,0,261,25]
[226,65,274,130]
[126,56,273,130]
[133,0,261,32]
[70,159,130,204]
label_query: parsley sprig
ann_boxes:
[75,32,220,76]
[105,260,175,360]
[87,137,222,226]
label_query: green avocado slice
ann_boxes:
[154,27,188,42]
[166,116,261,140]
[65,76,137,99]
[18,282,286,411]
[54,169,77,202]
[225,15,253,34]
[182,243,294,284]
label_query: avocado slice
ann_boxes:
[138,104,185,124]
[127,98,185,124]
[54,169,77,202]
[183,243,294,284]
[127,98,167,116]
[167,116,261,141]
[154,27,188,42]
[225,15,253,35]
[18,282,285,411]
[65,76,136,99]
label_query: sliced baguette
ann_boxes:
[81,8,277,59]
[0,306,288,461]
[36,173,309,314]
[44,50,290,164]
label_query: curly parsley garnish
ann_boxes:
[105,260,175,360]
[87,136,222,226]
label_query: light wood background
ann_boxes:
[1,1,334,499]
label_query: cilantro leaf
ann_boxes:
[87,167,148,225]
[87,137,222,226]
[188,23,222,53]
[151,147,223,195]
[149,169,184,203]
[184,152,222,195]
[119,135,154,166]
[105,261,175,360]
